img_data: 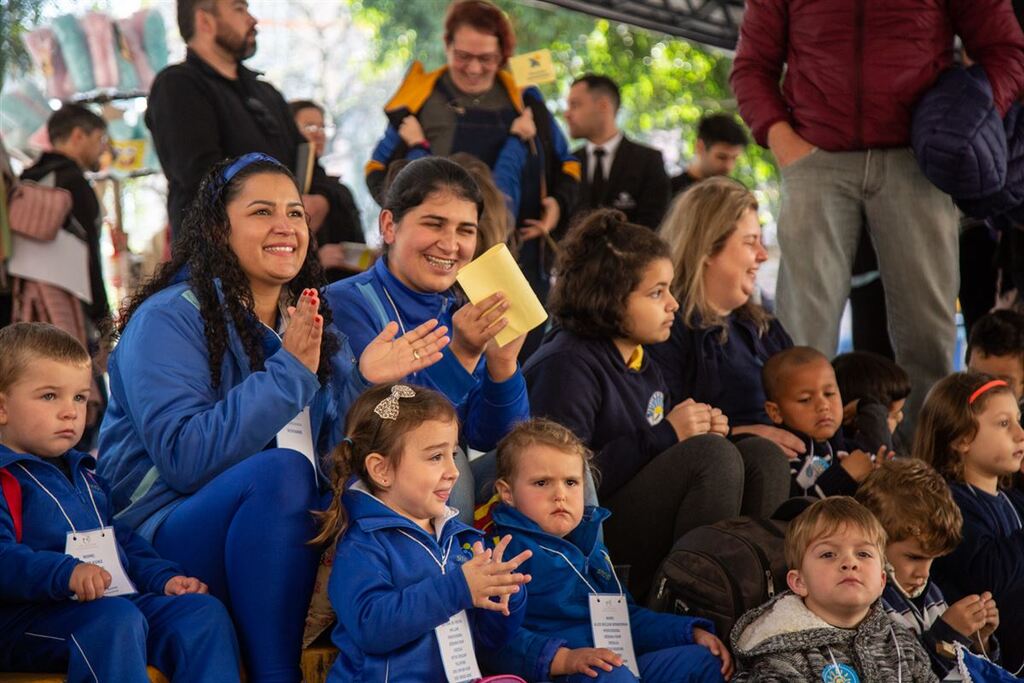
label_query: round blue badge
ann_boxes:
[821,663,859,683]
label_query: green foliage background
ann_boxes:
[351,0,779,192]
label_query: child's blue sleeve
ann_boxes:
[468,576,527,659]
[483,626,565,681]
[115,520,182,596]
[0,495,78,602]
[331,535,474,654]
[627,599,715,652]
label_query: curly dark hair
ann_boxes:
[549,209,671,339]
[115,157,340,388]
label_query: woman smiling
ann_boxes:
[97,154,442,681]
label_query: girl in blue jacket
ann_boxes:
[314,383,532,682]
[483,418,733,682]
[919,373,1024,671]
[0,323,240,682]
[97,154,446,681]
[325,157,530,455]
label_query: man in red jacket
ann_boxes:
[731,0,1024,434]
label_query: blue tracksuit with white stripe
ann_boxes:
[0,445,240,682]
[327,483,526,682]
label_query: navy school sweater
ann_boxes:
[523,329,677,498]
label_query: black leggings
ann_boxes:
[602,434,790,601]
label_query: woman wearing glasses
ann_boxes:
[290,100,366,283]
[365,0,580,357]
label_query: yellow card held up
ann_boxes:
[456,243,548,347]
[508,49,557,87]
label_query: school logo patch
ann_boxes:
[821,663,858,683]
[646,391,665,426]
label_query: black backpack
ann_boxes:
[646,516,789,639]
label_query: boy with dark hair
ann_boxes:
[670,112,749,196]
[857,459,1000,679]
[731,497,935,681]
[762,346,888,498]
[832,350,912,449]
[966,309,1024,402]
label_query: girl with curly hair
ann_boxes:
[97,154,448,681]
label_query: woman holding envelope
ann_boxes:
[326,156,530,454]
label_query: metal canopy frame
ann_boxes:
[536,0,745,50]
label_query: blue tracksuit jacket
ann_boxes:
[98,276,370,540]
[325,256,529,452]
[328,483,526,682]
[484,503,714,681]
[0,446,180,608]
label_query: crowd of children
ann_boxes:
[1,147,1024,682]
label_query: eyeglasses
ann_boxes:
[450,48,502,68]
[300,123,335,137]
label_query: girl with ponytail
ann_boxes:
[316,383,532,682]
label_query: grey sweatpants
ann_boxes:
[776,147,959,436]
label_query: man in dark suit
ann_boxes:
[565,74,670,229]
[671,113,749,197]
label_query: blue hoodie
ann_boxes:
[98,278,370,540]
[325,256,529,452]
[485,503,714,682]
[0,446,181,614]
[328,484,527,682]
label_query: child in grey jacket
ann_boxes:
[730,497,937,682]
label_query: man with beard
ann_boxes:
[146,0,329,237]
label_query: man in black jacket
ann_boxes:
[565,74,670,230]
[21,104,109,325]
[146,0,331,237]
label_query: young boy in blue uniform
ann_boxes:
[0,323,240,682]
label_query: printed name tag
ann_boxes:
[435,610,482,683]
[65,527,137,597]
[277,407,317,474]
[590,594,639,677]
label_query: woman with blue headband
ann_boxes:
[97,154,447,682]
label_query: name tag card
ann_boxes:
[277,407,317,475]
[65,528,137,597]
[590,594,639,677]
[436,610,482,683]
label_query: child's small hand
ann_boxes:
[976,592,999,646]
[709,407,730,437]
[693,627,734,680]
[666,399,714,440]
[549,646,622,677]
[838,449,874,483]
[164,575,209,596]
[942,594,991,639]
[461,535,532,616]
[69,563,111,601]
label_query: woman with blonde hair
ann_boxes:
[649,177,801,460]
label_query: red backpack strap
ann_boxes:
[0,467,23,542]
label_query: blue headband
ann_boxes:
[210,152,286,200]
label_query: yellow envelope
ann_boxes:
[508,49,557,87]
[456,243,548,347]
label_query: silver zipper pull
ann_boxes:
[766,569,775,598]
